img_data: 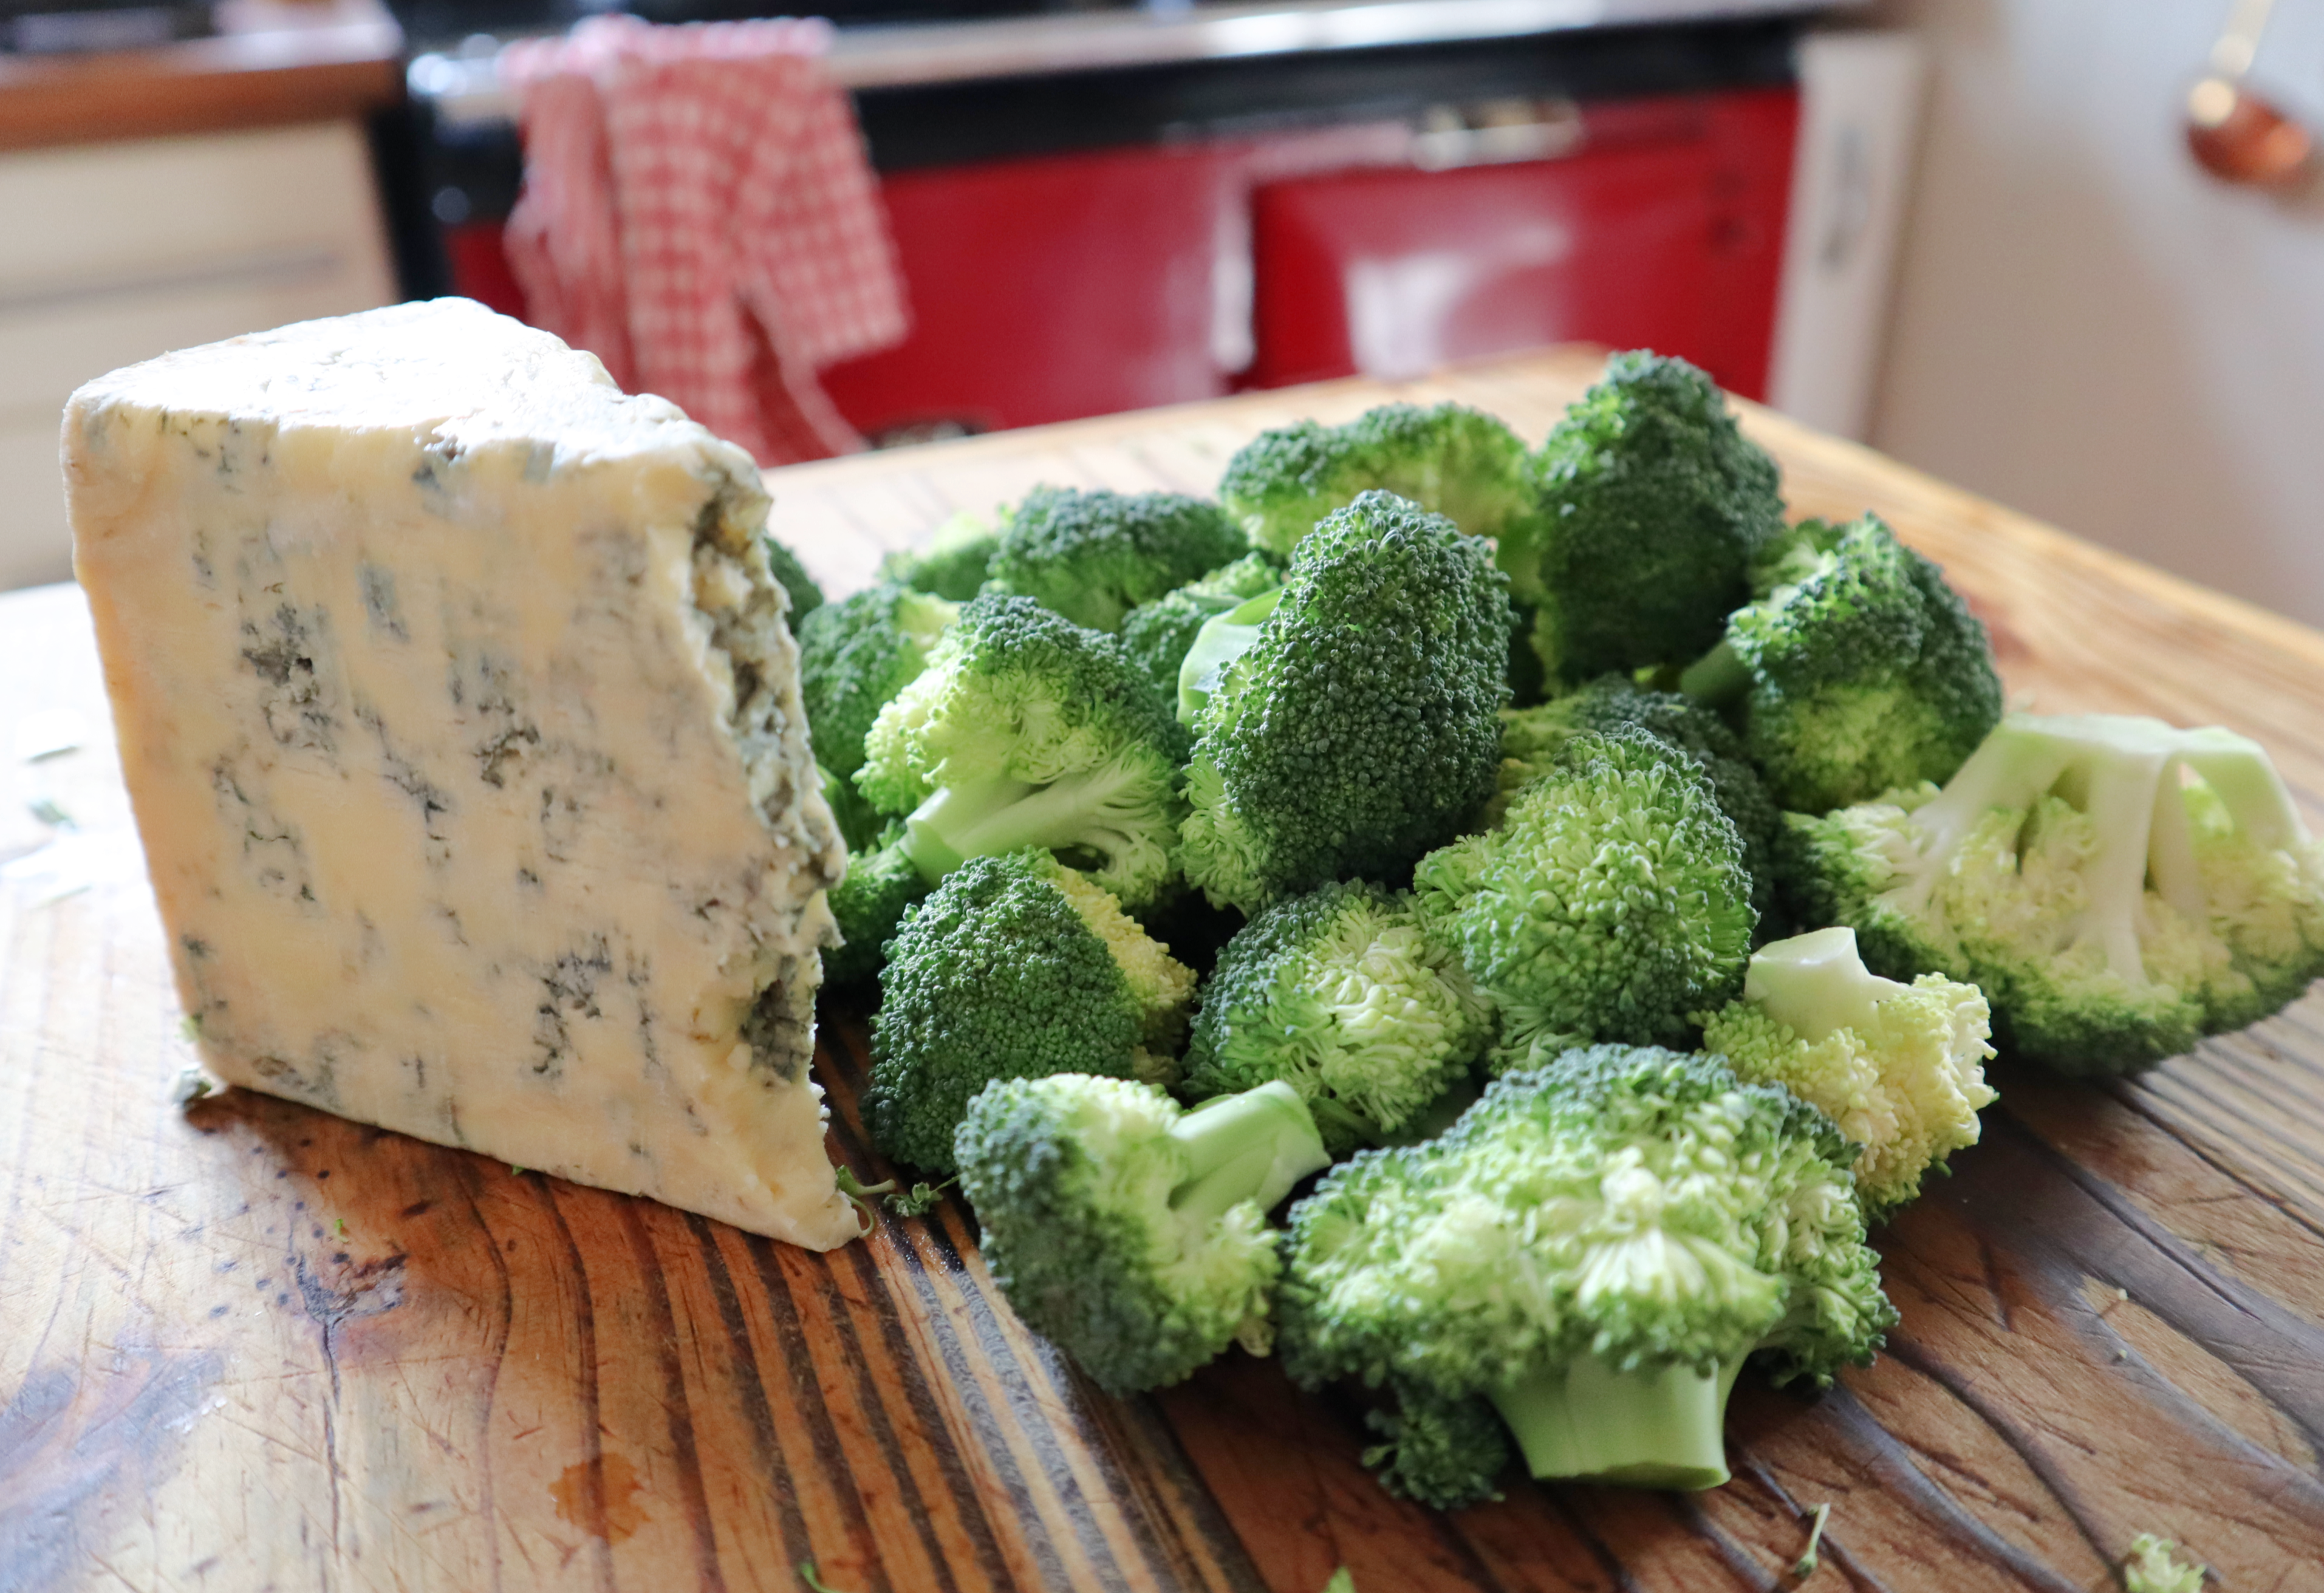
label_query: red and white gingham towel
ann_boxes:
[502,15,909,465]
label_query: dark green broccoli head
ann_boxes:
[881,508,1003,601]
[857,595,1186,909]
[1183,881,1491,1155]
[1279,1046,1893,1499]
[1494,677,1783,933]
[954,1073,1328,1396]
[1417,728,1757,1068]
[1180,493,1512,914]
[982,486,1248,633]
[1506,351,1784,683]
[1218,402,1536,557]
[822,824,930,991]
[867,851,1195,1172]
[760,532,824,623]
[1725,513,2004,814]
[1116,551,1285,706]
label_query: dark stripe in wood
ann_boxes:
[619,1202,728,1593]
[1983,1111,2324,1450]
[1729,1459,1901,1593]
[739,1234,909,1593]
[452,1156,513,1593]
[815,1024,1011,1593]
[1812,1388,2087,1593]
[1538,1490,1639,1593]
[683,1213,819,1585]
[1876,1335,2113,1569]
[534,1178,617,1593]
[920,1207,1148,1593]
[2128,1052,2324,1219]
[1661,1492,1779,1591]
[1074,1389,1274,1593]
[2104,1076,2324,1244]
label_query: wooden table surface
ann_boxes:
[6,347,2324,1592]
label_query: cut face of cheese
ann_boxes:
[64,298,860,1249]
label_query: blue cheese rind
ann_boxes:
[64,298,860,1249]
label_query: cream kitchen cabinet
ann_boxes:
[0,120,395,591]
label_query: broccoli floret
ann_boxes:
[881,508,1003,601]
[761,533,824,622]
[1491,677,1784,932]
[868,852,1196,1172]
[1180,493,1512,914]
[1698,513,2003,814]
[1502,351,1784,684]
[1182,881,1492,1155]
[1279,1046,1894,1503]
[982,485,1248,633]
[1785,712,2324,1074]
[954,1072,1330,1395]
[1417,728,1757,1071]
[857,595,1186,909]
[823,822,930,991]
[1697,926,1997,1212]
[1175,587,1280,727]
[1118,552,1285,706]
[1217,403,1536,558]
[797,584,962,850]
[2121,1536,2207,1593]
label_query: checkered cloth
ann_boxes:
[502,15,909,464]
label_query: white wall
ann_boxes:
[1865,0,2324,629]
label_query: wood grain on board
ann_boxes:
[5,347,2323,1592]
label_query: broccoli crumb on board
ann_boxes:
[2121,1535,2206,1593]
[1793,1501,1831,1580]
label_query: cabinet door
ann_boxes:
[818,142,1241,439]
[1247,87,1797,400]
[0,123,396,592]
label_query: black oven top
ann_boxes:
[389,0,1131,52]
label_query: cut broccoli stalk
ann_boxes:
[1676,639,1752,711]
[1489,1353,1748,1491]
[1745,926,1901,1041]
[1177,586,1282,725]
[1167,1080,1331,1227]
[1888,715,2303,983]
[1789,711,2324,1074]
[898,759,1177,890]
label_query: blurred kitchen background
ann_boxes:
[3,0,2322,630]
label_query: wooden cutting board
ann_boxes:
[5,347,2323,1592]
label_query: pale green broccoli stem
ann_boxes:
[1743,926,1899,1041]
[1677,639,1752,711]
[1178,587,1282,725]
[1487,1351,1748,1491]
[898,763,1153,886]
[1887,717,2200,980]
[1166,1081,1330,1229]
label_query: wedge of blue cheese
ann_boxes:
[64,299,862,1249]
